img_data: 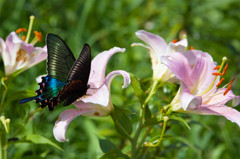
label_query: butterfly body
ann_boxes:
[20,34,91,111]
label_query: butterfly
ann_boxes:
[20,33,91,111]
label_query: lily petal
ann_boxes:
[161,52,192,85]
[73,102,111,116]
[104,70,131,89]
[194,105,240,127]
[182,50,214,65]
[0,38,6,60]
[88,47,125,88]
[5,32,22,66]
[168,38,188,53]
[79,84,109,106]
[181,88,202,110]
[26,46,47,69]
[53,109,96,142]
[204,88,240,106]
[135,30,168,59]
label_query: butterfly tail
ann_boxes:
[19,96,39,104]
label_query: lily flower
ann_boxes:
[53,47,131,142]
[162,52,240,126]
[132,30,188,82]
[0,16,47,76]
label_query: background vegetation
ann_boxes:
[0,0,240,158]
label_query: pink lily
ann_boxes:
[0,32,47,75]
[132,30,188,82]
[162,52,240,126]
[0,16,47,76]
[53,47,131,142]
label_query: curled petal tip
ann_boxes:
[122,73,131,89]
[105,70,131,90]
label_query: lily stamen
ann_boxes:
[212,72,224,76]
[31,31,42,44]
[190,46,194,50]
[223,85,231,95]
[172,39,178,43]
[216,78,224,87]
[222,63,228,76]
[22,36,26,41]
[16,28,27,34]
[214,65,220,70]
[228,77,236,86]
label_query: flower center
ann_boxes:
[16,49,28,62]
[15,15,42,44]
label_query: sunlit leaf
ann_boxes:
[111,106,133,139]
[169,115,191,130]
[22,134,63,151]
[99,139,118,153]
[130,74,145,103]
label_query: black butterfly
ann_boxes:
[20,34,91,111]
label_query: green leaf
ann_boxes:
[169,115,191,130]
[144,114,163,127]
[144,117,159,127]
[111,106,133,139]
[21,134,63,151]
[130,74,145,103]
[99,149,130,159]
[99,139,118,153]
[175,137,201,157]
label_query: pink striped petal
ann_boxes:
[190,56,216,94]
[26,46,47,69]
[79,84,109,106]
[161,52,192,85]
[194,105,240,127]
[53,109,96,142]
[204,88,240,106]
[135,30,168,59]
[182,50,214,65]
[181,88,202,110]
[104,70,131,89]
[88,47,125,88]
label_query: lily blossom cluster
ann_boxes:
[134,30,240,127]
[53,47,131,142]
[0,16,47,76]
[162,49,240,126]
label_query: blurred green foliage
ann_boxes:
[0,0,240,158]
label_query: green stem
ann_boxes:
[131,109,143,158]
[11,107,42,137]
[143,80,159,107]
[0,131,7,159]
[0,85,8,114]
[131,80,159,158]
[146,116,168,147]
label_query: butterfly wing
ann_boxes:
[67,44,91,83]
[58,44,91,106]
[47,33,76,82]
[20,34,76,110]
